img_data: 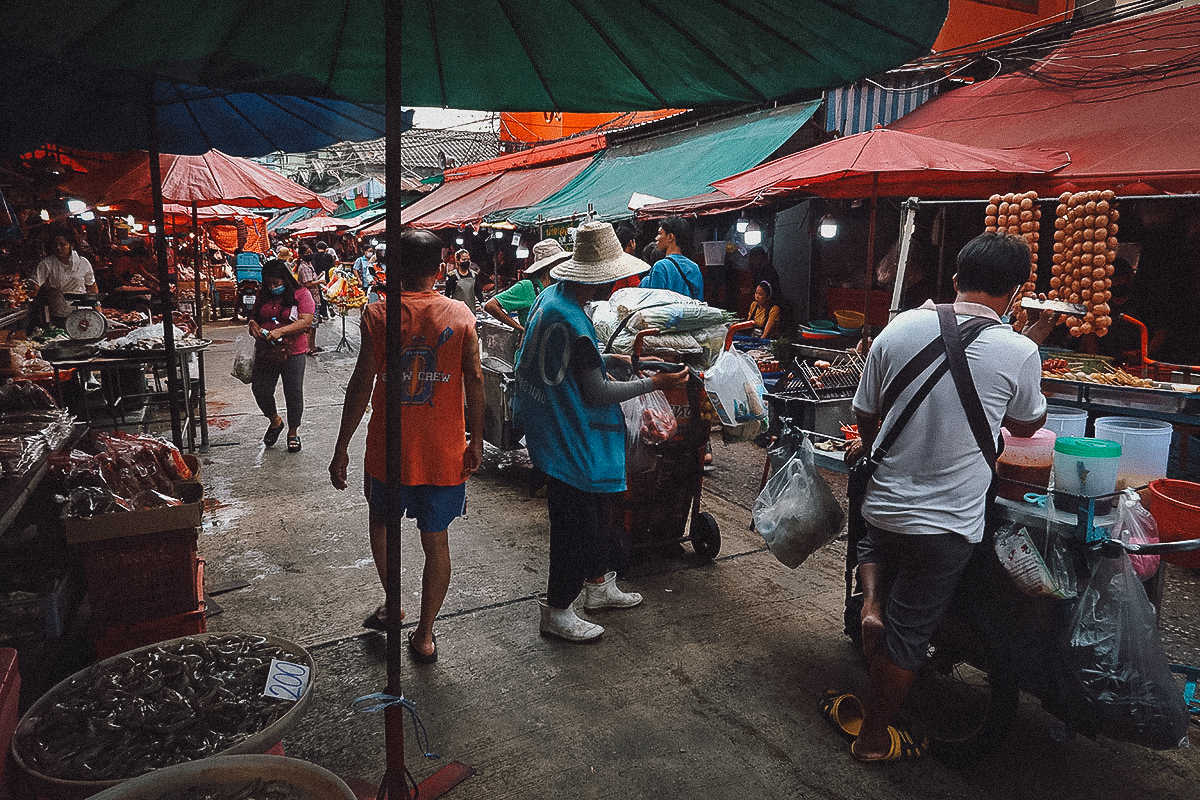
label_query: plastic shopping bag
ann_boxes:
[703,347,766,428]
[231,333,256,384]
[1112,487,1160,578]
[619,390,677,474]
[993,523,1076,599]
[752,436,846,568]
[1062,549,1190,750]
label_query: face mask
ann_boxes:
[271,285,285,296]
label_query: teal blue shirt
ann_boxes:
[514,282,626,493]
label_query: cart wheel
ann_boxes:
[691,512,721,560]
[903,655,1019,757]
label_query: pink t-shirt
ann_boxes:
[257,289,316,356]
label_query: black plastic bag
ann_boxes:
[1062,550,1190,749]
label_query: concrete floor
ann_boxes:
[191,314,1200,799]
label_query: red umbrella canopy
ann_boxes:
[712,128,1070,201]
[95,149,333,212]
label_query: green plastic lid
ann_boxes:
[1054,436,1121,458]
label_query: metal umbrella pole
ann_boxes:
[191,200,209,450]
[146,83,183,451]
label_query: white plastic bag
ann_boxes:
[703,347,766,427]
[231,333,256,384]
[752,436,846,568]
[1113,487,1161,578]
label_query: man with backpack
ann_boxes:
[640,216,703,300]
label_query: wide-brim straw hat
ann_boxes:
[550,221,649,284]
[524,238,570,275]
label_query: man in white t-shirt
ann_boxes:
[33,233,97,295]
[835,231,1056,763]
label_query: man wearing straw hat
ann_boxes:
[482,238,568,335]
[515,221,689,642]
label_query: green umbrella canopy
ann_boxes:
[0,1,949,111]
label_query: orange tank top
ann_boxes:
[363,292,476,485]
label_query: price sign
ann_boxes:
[262,658,311,701]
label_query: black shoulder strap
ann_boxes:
[867,313,997,465]
[937,304,1000,468]
[666,254,699,296]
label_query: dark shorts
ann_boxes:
[367,476,466,533]
[857,522,976,672]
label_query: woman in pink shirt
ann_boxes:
[247,259,315,452]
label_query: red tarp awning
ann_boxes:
[443,134,606,181]
[711,127,1069,201]
[95,149,333,212]
[890,5,1200,196]
[401,158,593,230]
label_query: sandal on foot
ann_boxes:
[287,434,302,453]
[363,604,405,631]
[263,420,285,446]
[819,690,864,740]
[407,632,438,665]
[850,725,928,763]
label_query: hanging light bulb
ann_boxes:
[39,210,50,221]
[455,236,464,245]
[515,245,530,259]
[743,222,762,247]
[818,214,839,240]
[66,199,87,215]
[736,213,749,234]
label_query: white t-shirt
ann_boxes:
[852,302,1046,543]
[34,251,95,294]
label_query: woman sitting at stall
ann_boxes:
[247,259,315,453]
[746,280,781,339]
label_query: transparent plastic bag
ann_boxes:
[1112,487,1160,579]
[620,390,677,475]
[1063,549,1190,749]
[752,436,846,568]
[703,347,766,427]
[231,332,256,384]
[994,522,1075,599]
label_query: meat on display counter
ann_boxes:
[1040,376,1200,427]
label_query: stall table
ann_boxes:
[44,341,210,453]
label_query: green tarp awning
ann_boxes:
[500,101,821,226]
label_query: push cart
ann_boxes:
[608,328,722,566]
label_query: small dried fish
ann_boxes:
[15,634,305,782]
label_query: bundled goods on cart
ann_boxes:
[984,190,1041,329]
[590,287,732,369]
[1049,190,1119,338]
[150,310,198,337]
[48,429,193,517]
[324,270,367,309]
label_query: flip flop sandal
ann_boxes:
[819,690,865,740]
[287,434,302,453]
[407,632,438,665]
[850,725,928,763]
[263,420,285,446]
[363,604,406,631]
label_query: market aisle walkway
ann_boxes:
[194,317,1200,799]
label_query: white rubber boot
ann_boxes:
[583,572,643,610]
[539,599,604,642]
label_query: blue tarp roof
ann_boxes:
[499,101,820,225]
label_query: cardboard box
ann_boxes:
[63,501,202,545]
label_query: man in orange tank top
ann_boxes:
[329,229,484,665]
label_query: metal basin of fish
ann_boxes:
[10,633,315,798]
[86,755,354,800]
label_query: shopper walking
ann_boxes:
[514,221,688,643]
[640,216,703,300]
[329,229,484,662]
[247,259,315,453]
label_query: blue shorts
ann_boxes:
[367,476,466,533]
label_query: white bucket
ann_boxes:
[1093,416,1174,485]
[1044,406,1087,438]
[701,240,727,266]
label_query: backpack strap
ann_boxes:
[936,304,1002,469]
[665,254,699,298]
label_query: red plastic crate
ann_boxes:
[92,560,206,660]
[0,648,19,800]
[77,527,199,629]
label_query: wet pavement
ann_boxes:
[186,314,1200,798]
